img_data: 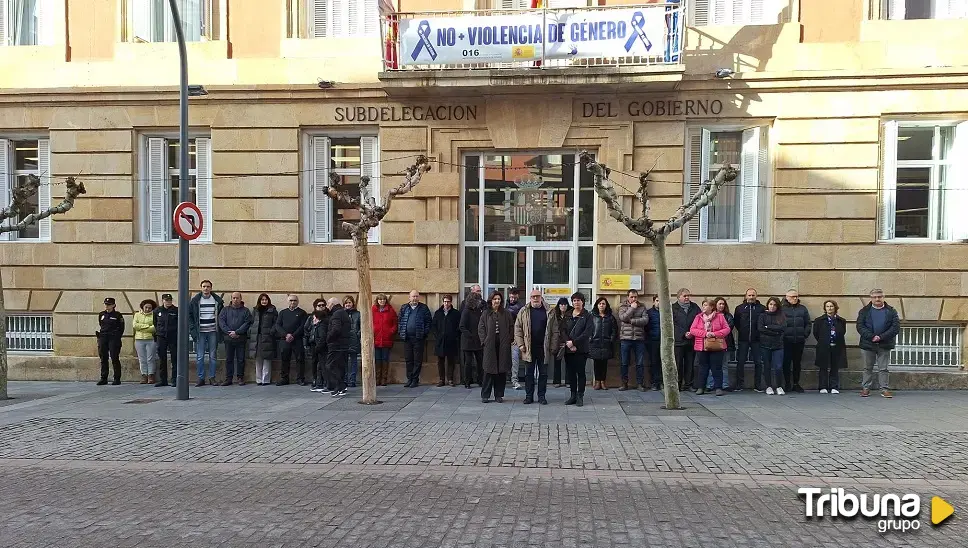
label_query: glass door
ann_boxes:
[485,247,522,302]
[528,247,574,306]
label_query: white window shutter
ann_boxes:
[184,0,202,41]
[0,139,9,240]
[361,136,380,243]
[733,0,747,24]
[146,137,168,242]
[738,127,760,242]
[501,0,529,9]
[879,121,898,241]
[548,0,589,7]
[712,0,730,24]
[684,128,708,242]
[37,139,51,240]
[132,0,152,42]
[311,136,332,243]
[888,0,905,19]
[757,125,771,241]
[946,122,968,241]
[0,0,7,46]
[195,137,212,242]
[939,0,968,19]
[311,0,329,37]
[358,0,379,37]
[690,0,711,26]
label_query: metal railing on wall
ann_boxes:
[891,325,963,368]
[382,2,683,71]
[6,314,54,353]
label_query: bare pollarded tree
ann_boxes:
[580,151,736,410]
[0,176,87,399]
[322,156,432,405]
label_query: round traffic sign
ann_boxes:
[173,201,204,241]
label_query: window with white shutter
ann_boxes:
[684,126,769,243]
[1,0,46,46]
[884,0,968,19]
[309,0,380,38]
[307,134,381,244]
[142,136,213,243]
[497,0,531,9]
[688,0,788,26]
[879,121,965,241]
[0,138,51,241]
[129,0,206,43]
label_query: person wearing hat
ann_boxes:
[154,293,179,387]
[96,297,125,386]
[513,289,550,405]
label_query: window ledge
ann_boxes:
[877,239,966,244]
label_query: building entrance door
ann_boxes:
[484,245,575,304]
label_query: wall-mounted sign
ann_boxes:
[579,98,727,120]
[599,274,642,291]
[400,8,668,66]
[334,105,479,122]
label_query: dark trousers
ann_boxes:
[620,340,646,386]
[696,351,725,390]
[224,340,246,379]
[593,359,609,382]
[326,349,348,393]
[524,359,547,400]
[97,336,122,381]
[674,345,695,389]
[481,373,506,400]
[551,356,563,385]
[463,349,483,386]
[762,347,784,389]
[437,354,457,384]
[156,335,177,384]
[818,367,840,391]
[280,342,306,382]
[647,341,661,388]
[310,346,327,388]
[564,352,587,396]
[404,340,425,384]
[735,341,762,390]
[782,342,805,389]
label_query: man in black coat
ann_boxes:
[274,294,308,386]
[325,298,352,396]
[432,295,461,386]
[154,293,179,387]
[733,288,765,392]
[856,288,900,398]
[671,288,701,391]
[781,290,811,393]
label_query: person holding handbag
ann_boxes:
[689,298,732,396]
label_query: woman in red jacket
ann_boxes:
[372,294,398,386]
[689,298,733,396]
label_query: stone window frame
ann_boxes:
[138,133,213,243]
[0,135,51,242]
[683,123,772,244]
[302,131,380,245]
[878,120,968,243]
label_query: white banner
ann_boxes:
[399,8,668,66]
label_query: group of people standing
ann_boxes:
[96,281,902,400]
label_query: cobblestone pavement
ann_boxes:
[1,382,966,547]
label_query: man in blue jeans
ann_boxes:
[188,280,224,387]
[734,289,765,392]
[617,289,649,391]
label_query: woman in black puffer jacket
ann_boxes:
[589,297,618,390]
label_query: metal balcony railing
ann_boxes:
[891,325,964,368]
[381,2,683,71]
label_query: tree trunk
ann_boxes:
[651,235,681,409]
[0,267,8,400]
[353,233,378,405]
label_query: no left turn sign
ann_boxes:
[173,202,204,241]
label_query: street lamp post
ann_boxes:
[169,0,191,401]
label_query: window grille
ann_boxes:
[891,325,963,367]
[5,313,53,353]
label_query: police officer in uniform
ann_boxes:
[96,297,125,386]
[154,293,178,387]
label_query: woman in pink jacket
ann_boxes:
[689,298,732,396]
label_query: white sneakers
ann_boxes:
[776,387,786,396]
[766,387,775,395]
[831,389,840,394]
[820,389,828,394]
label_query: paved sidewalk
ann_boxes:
[1,381,966,547]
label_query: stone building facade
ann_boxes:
[1,0,966,380]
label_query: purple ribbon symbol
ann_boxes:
[624,11,653,53]
[410,20,438,61]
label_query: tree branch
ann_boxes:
[324,172,362,209]
[0,176,87,234]
[659,165,737,236]
[581,151,657,241]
